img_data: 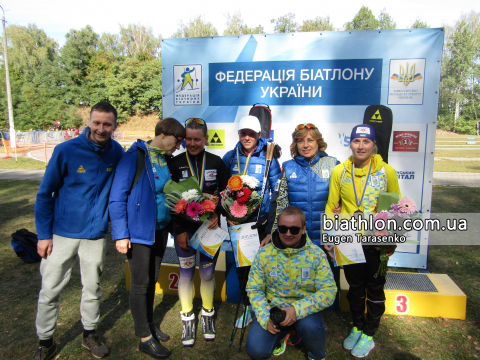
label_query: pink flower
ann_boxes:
[175,199,187,214]
[398,197,417,214]
[186,202,203,221]
[374,211,389,222]
[230,201,248,218]
[201,199,216,213]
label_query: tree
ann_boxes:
[60,26,99,106]
[271,13,297,33]
[411,20,430,29]
[441,20,476,128]
[345,7,396,31]
[345,6,379,31]
[298,16,335,32]
[119,23,161,59]
[223,11,265,36]
[172,16,218,38]
[378,8,396,29]
[0,24,58,80]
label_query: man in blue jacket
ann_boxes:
[32,102,124,360]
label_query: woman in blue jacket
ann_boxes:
[222,115,281,328]
[265,123,341,324]
[109,118,185,360]
[266,123,339,247]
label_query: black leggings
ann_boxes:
[127,229,168,337]
[343,247,386,336]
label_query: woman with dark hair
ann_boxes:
[109,118,185,359]
[324,124,400,358]
[168,118,229,347]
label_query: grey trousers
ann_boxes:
[35,235,107,340]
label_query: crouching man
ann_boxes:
[245,206,337,360]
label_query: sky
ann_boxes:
[1,0,479,46]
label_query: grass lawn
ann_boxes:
[0,181,479,359]
[0,157,46,170]
[435,150,480,158]
[433,159,480,173]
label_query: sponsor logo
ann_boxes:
[396,170,415,180]
[356,126,370,135]
[107,168,112,171]
[205,169,217,180]
[370,109,383,123]
[207,130,225,149]
[182,170,188,178]
[388,59,425,105]
[269,269,277,277]
[338,133,351,147]
[174,64,202,106]
[205,181,217,187]
[179,256,196,269]
[290,172,297,179]
[232,164,238,172]
[392,131,420,152]
[77,165,86,173]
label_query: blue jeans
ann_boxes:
[245,311,327,359]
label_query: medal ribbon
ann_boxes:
[352,160,373,210]
[236,146,253,175]
[186,152,206,190]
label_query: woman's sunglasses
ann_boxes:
[295,123,317,131]
[186,118,206,126]
[278,225,302,235]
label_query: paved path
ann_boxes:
[435,157,480,161]
[0,169,45,180]
[433,172,480,187]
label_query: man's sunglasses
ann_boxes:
[295,123,317,131]
[186,118,206,126]
[278,225,302,235]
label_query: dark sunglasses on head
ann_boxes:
[278,225,302,235]
[186,118,206,126]
[295,123,317,131]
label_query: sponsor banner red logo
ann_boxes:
[392,131,419,152]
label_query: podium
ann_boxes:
[340,270,466,319]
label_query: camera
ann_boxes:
[269,307,286,327]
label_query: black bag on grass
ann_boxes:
[11,229,41,263]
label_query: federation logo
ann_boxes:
[174,64,202,106]
[391,62,423,86]
[388,59,425,105]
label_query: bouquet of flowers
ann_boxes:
[220,175,263,223]
[373,196,420,276]
[164,176,218,223]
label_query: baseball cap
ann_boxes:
[238,116,261,133]
[350,124,376,142]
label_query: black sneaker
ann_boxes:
[181,311,195,347]
[81,333,109,359]
[139,338,171,359]
[201,307,216,341]
[32,341,57,360]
